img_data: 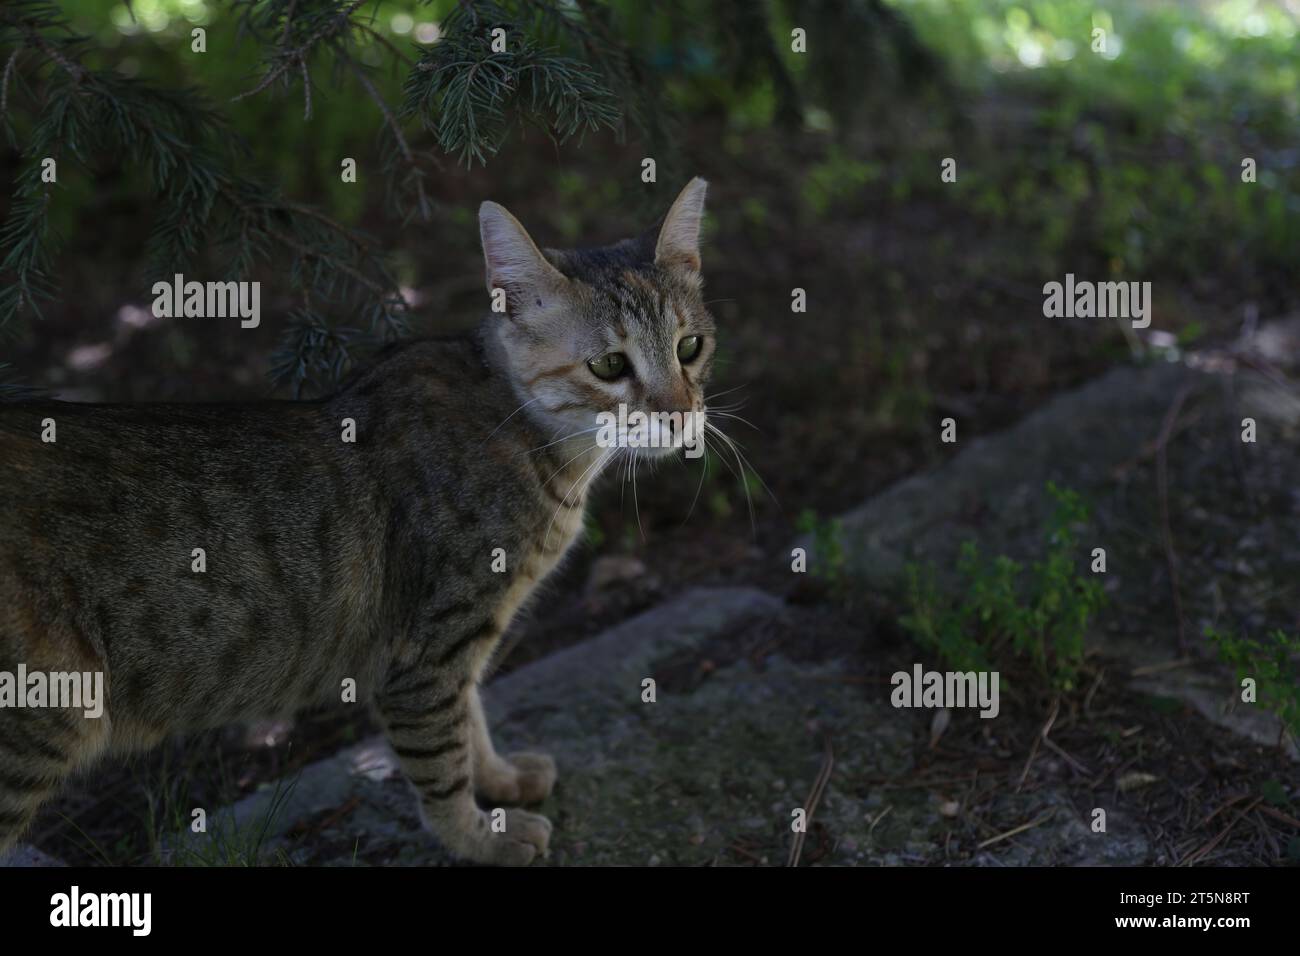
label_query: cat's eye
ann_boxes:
[587,352,627,380]
[677,335,703,363]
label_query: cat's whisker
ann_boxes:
[631,447,645,540]
[707,420,777,505]
[482,396,543,445]
[708,410,763,432]
[701,428,745,501]
[523,426,602,457]
[700,430,748,523]
[542,444,607,553]
[705,383,748,403]
[539,438,603,491]
[682,439,712,525]
[704,420,776,536]
[619,446,631,511]
[542,453,595,552]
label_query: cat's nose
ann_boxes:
[657,383,696,417]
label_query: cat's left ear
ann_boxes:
[479,200,569,306]
[654,177,708,274]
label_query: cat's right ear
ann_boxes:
[654,177,708,273]
[479,202,568,311]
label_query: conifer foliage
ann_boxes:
[0,0,926,396]
[0,0,642,395]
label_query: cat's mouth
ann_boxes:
[661,407,708,461]
[597,406,707,461]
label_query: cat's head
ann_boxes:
[479,178,714,460]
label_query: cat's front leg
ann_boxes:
[467,687,557,805]
[377,651,550,866]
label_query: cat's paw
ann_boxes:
[475,751,557,805]
[506,751,557,804]
[479,809,552,866]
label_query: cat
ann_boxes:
[0,177,714,865]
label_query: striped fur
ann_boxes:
[0,179,714,865]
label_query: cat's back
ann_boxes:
[329,334,509,445]
[0,397,331,538]
[326,333,554,492]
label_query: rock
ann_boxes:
[1236,313,1300,370]
[0,844,66,867]
[815,362,1201,587]
[802,359,1299,760]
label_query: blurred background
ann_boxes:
[2,0,1297,865]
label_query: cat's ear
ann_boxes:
[479,201,568,305]
[654,177,708,273]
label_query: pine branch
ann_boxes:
[402,16,621,166]
[268,309,364,399]
[335,45,432,221]
[0,0,658,396]
[0,1,409,395]
[230,0,367,108]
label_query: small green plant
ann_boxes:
[901,559,994,675]
[796,508,847,597]
[1207,627,1300,742]
[900,482,1106,691]
[137,745,300,867]
[164,773,299,867]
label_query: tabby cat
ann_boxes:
[0,178,714,865]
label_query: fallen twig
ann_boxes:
[1257,804,1300,830]
[1083,668,1104,716]
[977,808,1057,850]
[1130,658,1194,677]
[1017,698,1060,792]
[1042,736,1092,777]
[286,796,361,837]
[788,736,834,867]
[1180,796,1262,866]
